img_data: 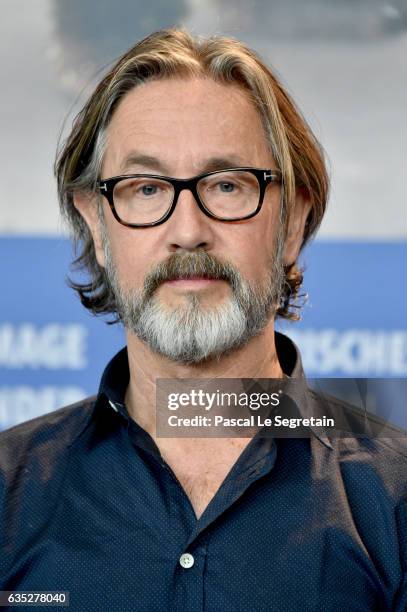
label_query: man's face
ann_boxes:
[79,77,306,363]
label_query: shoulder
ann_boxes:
[0,397,98,579]
[310,387,407,455]
[329,427,407,506]
[0,397,97,480]
[333,435,407,479]
[308,387,407,501]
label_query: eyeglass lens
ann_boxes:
[112,170,261,224]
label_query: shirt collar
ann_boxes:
[97,331,333,449]
[273,332,333,449]
[98,345,129,407]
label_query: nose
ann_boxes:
[165,187,215,252]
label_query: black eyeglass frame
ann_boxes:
[97,167,282,228]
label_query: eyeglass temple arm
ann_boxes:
[263,170,282,183]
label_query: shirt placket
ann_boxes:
[109,396,278,612]
[169,438,278,612]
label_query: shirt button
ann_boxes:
[179,553,194,569]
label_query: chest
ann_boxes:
[7,469,390,612]
[158,438,252,518]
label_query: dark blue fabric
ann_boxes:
[0,334,406,611]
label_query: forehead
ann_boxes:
[103,76,272,175]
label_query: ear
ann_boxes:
[283,188,312,267]
[73,192,106,268]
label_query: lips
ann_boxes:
[144,251,233,296]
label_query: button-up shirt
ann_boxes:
[0,333,406,611]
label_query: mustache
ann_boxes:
[143,250,242,297]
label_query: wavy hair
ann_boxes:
[55,27,329,320]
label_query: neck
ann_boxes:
[124,320,283,439]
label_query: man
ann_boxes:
[0,28,406,611]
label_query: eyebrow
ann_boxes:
[119,152,251,176]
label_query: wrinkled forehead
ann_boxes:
[102,76,274,177]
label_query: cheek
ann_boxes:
[224,224,275,282]
[115,251,144,285]
[104,225,147,287]
[257,197,283,260]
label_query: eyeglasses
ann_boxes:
[97,167,282,228]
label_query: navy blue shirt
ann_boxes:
[0,333,406,611]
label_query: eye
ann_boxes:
[138,183,159,197]
[212,181,238,194]
[219,182,235,192]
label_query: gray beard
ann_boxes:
[101,224,285,365]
